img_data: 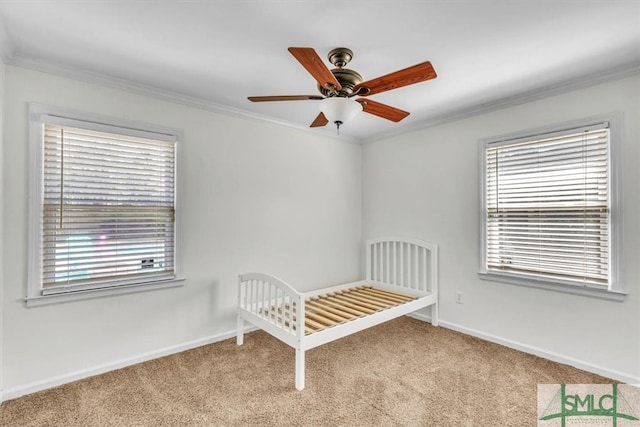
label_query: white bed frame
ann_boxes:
[236,237,438,390]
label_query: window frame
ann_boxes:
[27,104,184,307]
[478,113,624,301]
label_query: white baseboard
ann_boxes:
[1,325,257,403]
[408,313,639,385]
[407,312,432,323]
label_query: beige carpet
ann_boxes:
[0,317,614,426]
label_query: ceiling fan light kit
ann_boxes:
[319,97,363,133]
[248,46,437,134]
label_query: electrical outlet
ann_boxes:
[455,291,464,304]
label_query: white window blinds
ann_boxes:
[485,124,610,287]
[41,123,177,294]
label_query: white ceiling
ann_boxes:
[1,1,639,142]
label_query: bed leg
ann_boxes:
[237,315,244,346]
[295,348,305,391]
[432,303,439,327]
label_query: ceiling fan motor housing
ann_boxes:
[318,68,364,97]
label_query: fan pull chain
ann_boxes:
[335,121,342,135]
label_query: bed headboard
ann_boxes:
[365,237,438,294]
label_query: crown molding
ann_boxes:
[365,61,640,143]
[7,53,362,145]
[6,51,638,145]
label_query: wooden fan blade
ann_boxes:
[357,98,410,122]
[310,112,329,127]
[248,95,324,102]
[354,61,437,96]
[288,47,342,91]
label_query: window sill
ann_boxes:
[478,271,626,302]
[25,278,185,307]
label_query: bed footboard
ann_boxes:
[237,273,304,346]
[237,273,306,389]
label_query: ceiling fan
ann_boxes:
[248,47,437,133]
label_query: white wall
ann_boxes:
[0,60,5,400]
[2,66,362,394]
[363,75,640,382]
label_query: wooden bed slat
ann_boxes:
[364,286,416,301]
[307,301,358,321]
[305,311,340,327]
[305,301,353,322]
[345,290,395,307]
[334,291,389,310]
[350,288,405,305]
[328,293,380,312]
[355,287,412,303]
[309,297,370,317]
[305,316,329,330]
[355,287,415,303]
[315,294,376,314]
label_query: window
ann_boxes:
[479,114,623,300]
[27,105,183,306]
